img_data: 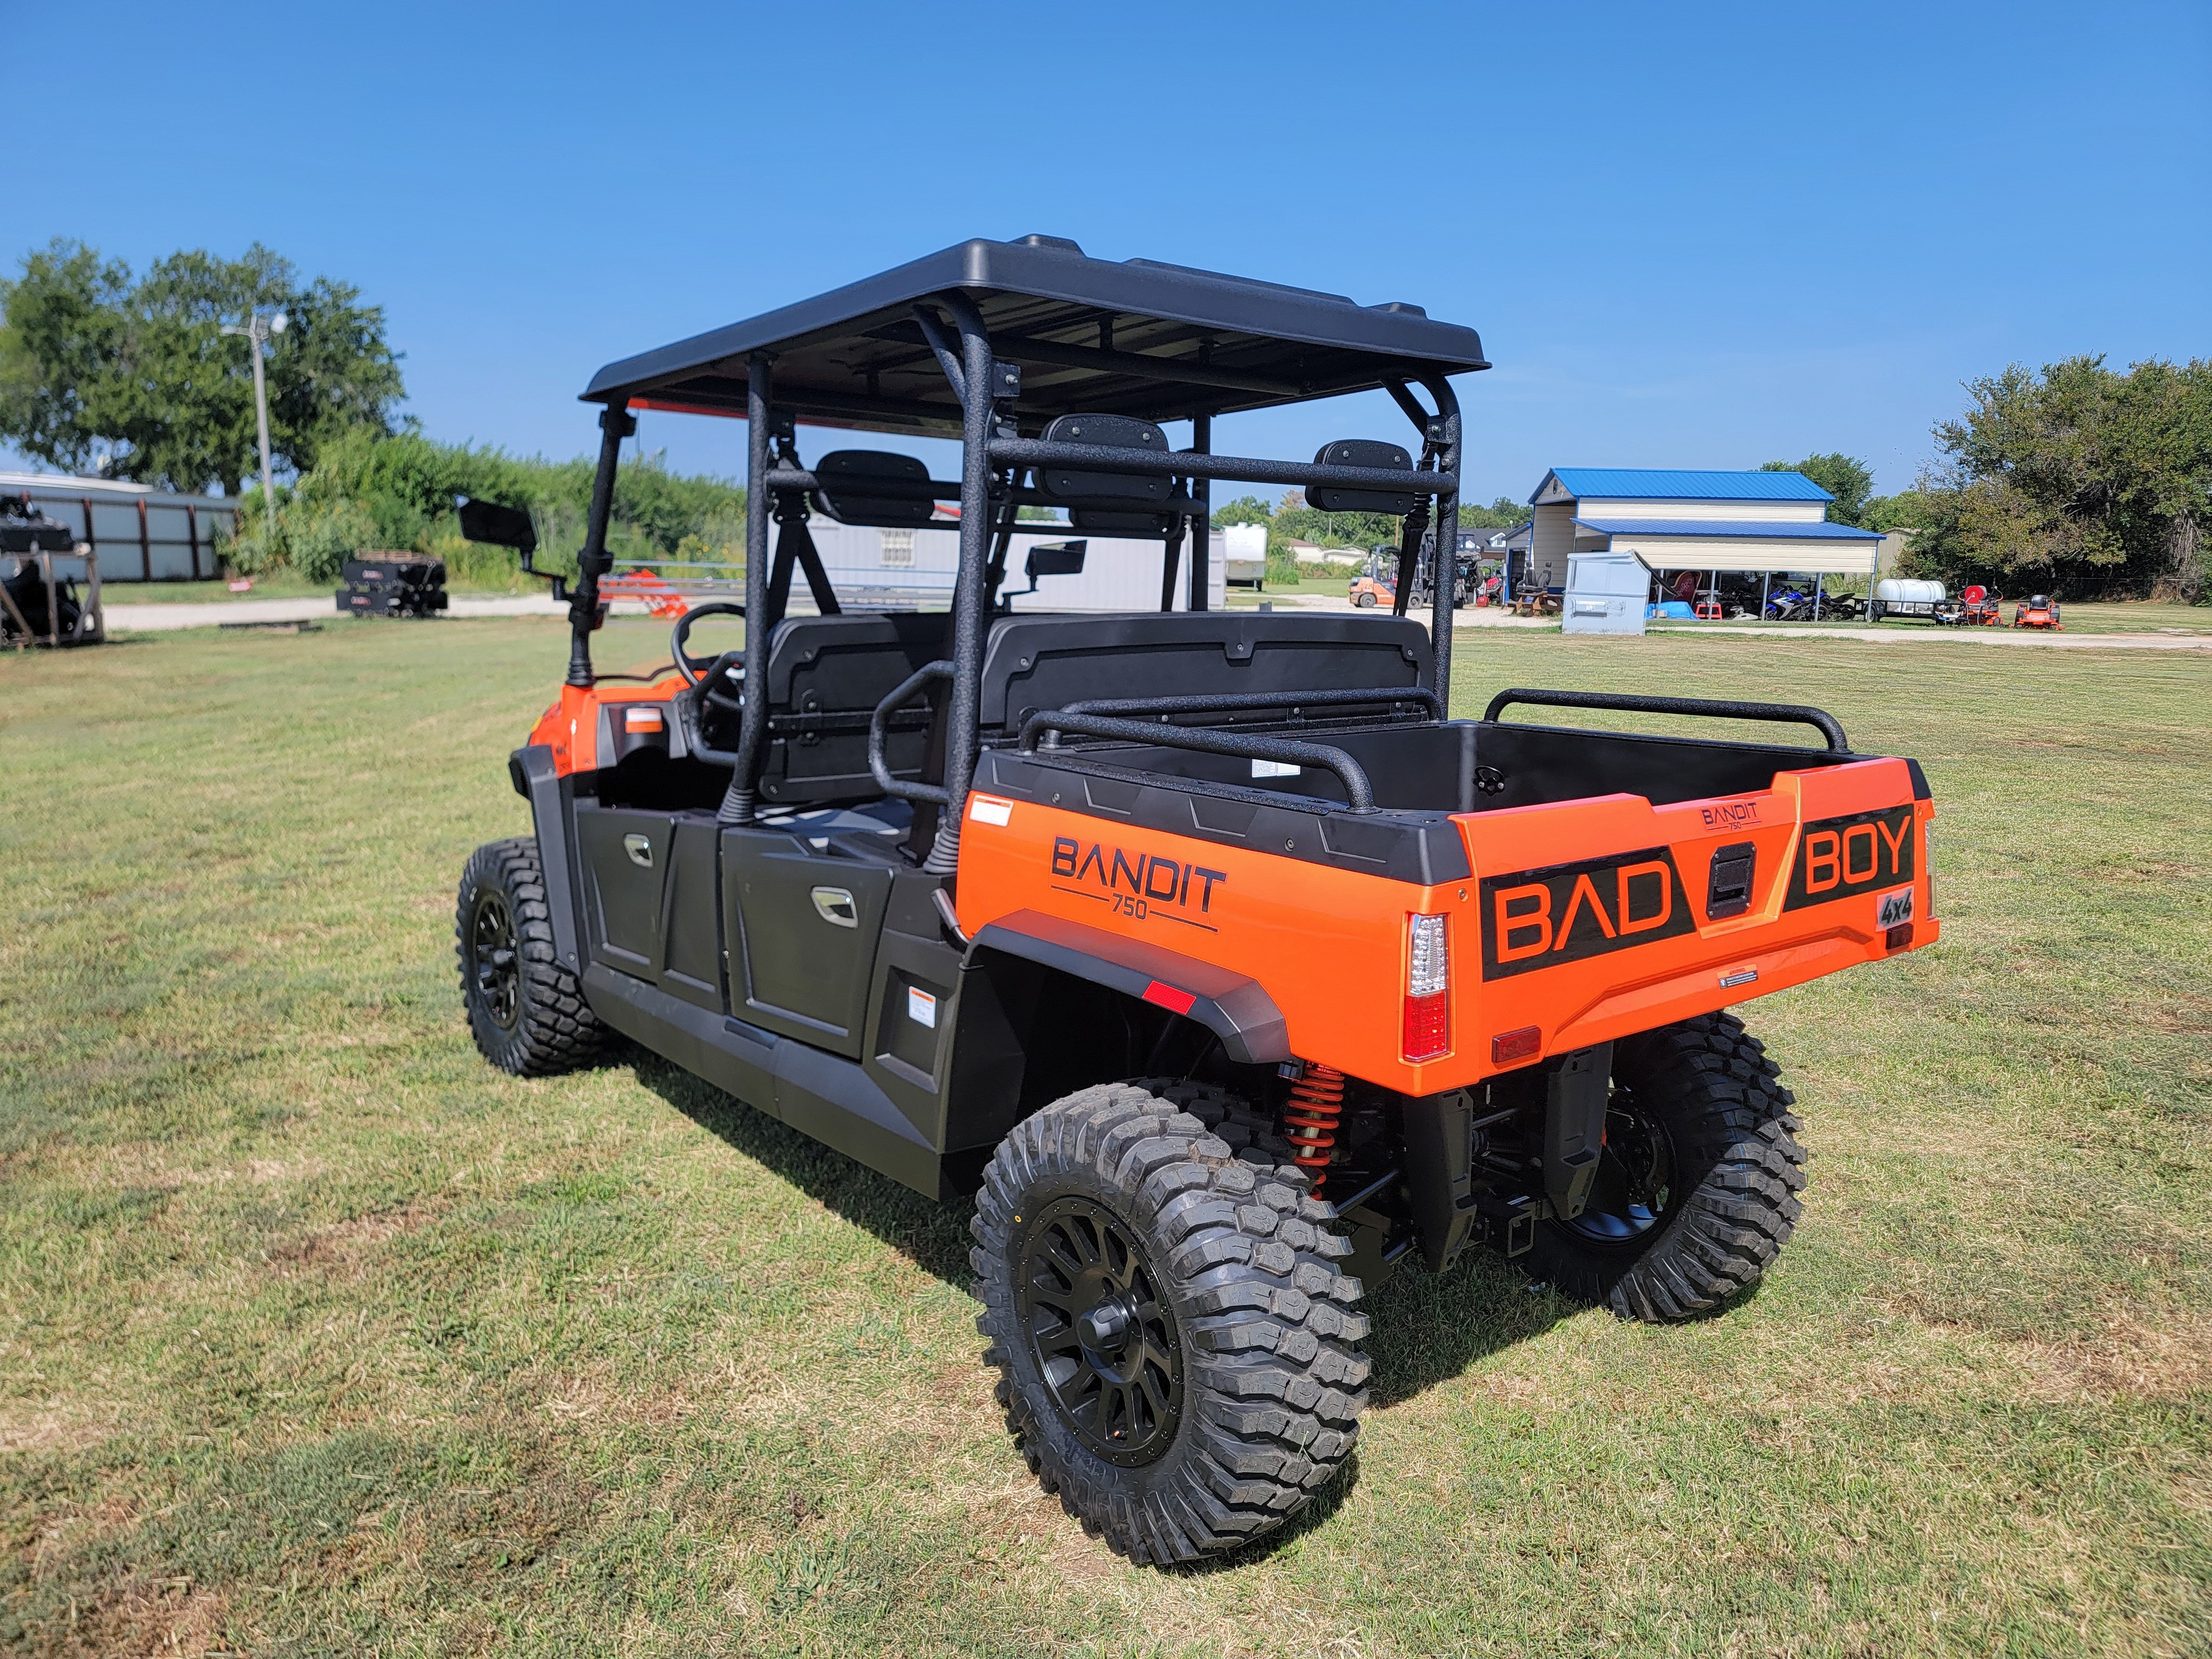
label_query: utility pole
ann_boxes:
[221,309,288,520]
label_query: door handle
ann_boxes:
[622,833,654,869]
[810,886,859,928]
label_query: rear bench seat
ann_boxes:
[751,608,1435,810]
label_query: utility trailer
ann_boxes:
[454,237,1939,1565]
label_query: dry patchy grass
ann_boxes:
[1,617,2206,1656]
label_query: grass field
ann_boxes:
[2,617,2206,1657]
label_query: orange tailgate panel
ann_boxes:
[954,754,1936,1094]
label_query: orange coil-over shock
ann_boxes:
[1282,1062,1346,1192]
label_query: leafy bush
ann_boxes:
[212,428,747,588]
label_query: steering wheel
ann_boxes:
[671,601,746,686]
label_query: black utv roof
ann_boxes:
[582,235,1489,436]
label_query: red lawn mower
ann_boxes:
[2011,593,2063,630]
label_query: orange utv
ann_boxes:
[453,238,1938,1567]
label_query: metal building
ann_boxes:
[1522,468,1881,614]
[0,471,239,582]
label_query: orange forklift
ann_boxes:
[455,237,1938,1566]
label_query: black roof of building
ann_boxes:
[582,235,1489,436]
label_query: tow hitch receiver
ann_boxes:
[1545,1043,1613,1220]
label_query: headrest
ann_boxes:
[810,450,939,528]
[1040,414,1178,536]
[1307,439,1415,515]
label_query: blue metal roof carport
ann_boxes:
[1574,517,1883,575]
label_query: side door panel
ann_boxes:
[658,817,725,1013]
[575,805,674,979]
[722,826,894,1058]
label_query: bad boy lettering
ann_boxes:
[1479,847,1695,980]
[1783,806,1914,911]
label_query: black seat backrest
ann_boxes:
[977,611,1432,740]
[752,611,949,809]
[1039,414,1180,537]
[808,450,938,529]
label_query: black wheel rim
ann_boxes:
[1563,1087,1678,1246]
[468,890,521,1032]
[1016,1196,1184,1467]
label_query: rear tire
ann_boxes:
[1526,1013,1808,1322]
[971,1081,1369,1565]
[456,837,613,1076]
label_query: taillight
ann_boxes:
[1403,913,1450,1061]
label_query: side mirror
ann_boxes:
[1025,540,1087,581]
[456,496,538,555]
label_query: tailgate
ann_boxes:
[1454,755,1937,1065]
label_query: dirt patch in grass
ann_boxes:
[262,1200,435,1275]
[0,1410,121,1457]
[23,1578,230,1659]
[2006,1312,2212,1402]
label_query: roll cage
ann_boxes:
[549,235,1489,868]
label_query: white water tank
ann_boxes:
[1875,578,1945,605]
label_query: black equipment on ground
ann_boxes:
[1,494,101,647]
[336,554,449,619]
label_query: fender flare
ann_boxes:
[965,909,1291,1066]
[509,743,585,974]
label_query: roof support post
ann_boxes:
[718,356,776,825]
[1421,377,1461,709]
[1186,411,1212,612]
[568,404,635,687]
[926,293,996,875]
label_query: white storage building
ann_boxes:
[1522,468,1882,606]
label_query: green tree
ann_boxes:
[1211,494,1274,528]
[0,238,404,493]
[1761,453,1875,526]
[1458,495,1532,530]
[0,241,129,474]
[1905,356,2211,599]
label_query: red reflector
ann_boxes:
[1402,991,1449,1061]
[1491,1025,1541,1065]
[1886,922,1914,951]
[1141,980,1197,1016]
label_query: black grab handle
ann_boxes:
[1480,687,1849,753]
[868,659,954,806]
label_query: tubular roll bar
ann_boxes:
[716,353,778,825]
[983,439,1455,496]
[567,405,636,687]
[867,660,955,806]
[1017,709,1378,814]
[692,287,1465,847]
[1481,687,1851,753]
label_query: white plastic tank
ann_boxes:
[1875,578,1946,605]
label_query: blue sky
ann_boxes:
[4,0,2205,504]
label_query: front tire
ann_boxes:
[456,837,613,1076]
[971,1082,1369,1564]
[1526,1013,1808,1322]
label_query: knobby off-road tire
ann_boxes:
[456,837,613,1077]
[1528,1011,1809,1322]
[971,1081,1370,1565]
